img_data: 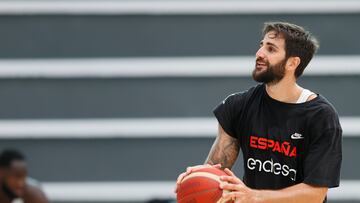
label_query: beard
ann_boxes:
[252,57,287,84]
[1,181,19,200]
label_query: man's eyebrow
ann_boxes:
[261,41,279,50]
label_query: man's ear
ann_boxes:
[286,56,301,71]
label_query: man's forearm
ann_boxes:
[254,183,327,203]
[205,138,238,169]
[205,124,240,169]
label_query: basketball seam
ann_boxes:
[182,171,224,183]
[178,171,232,203]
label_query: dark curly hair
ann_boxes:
[263,22,319,78]
[0,149,25,168]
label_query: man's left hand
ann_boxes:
[220,168,259,203]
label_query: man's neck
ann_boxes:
[265,77,303,104]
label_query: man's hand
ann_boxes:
[220,168,258,203]
[220,168,328,203]
[174,163,222,193]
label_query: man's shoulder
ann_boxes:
[24,181,48,203]
[312,95,339,115]
[223,84,263,103]
[307,95,341,130]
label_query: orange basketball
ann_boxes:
[176,167,234,203]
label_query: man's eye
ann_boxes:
[268,47,274,52]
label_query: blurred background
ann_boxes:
[0,0,359,202]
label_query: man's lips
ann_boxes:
[256,61,267,69]
[14,188,24,196]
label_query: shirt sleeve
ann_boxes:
[213,93,245,139]
[303,110,342,188]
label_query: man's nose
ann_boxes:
[256,47,265,59]
[16,179,25,188]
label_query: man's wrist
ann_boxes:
[252,189,265,203]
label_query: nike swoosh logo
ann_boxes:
[291,133,304,139]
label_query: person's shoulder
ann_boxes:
[223,84,263,104]
[313,95,339,115]
[24,181,49,203]
[308,95,341,130]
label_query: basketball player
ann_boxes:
[0,149,49,203]
[176,22,342,203]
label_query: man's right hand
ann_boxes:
[174,163,222,193]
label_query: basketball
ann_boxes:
[176,166,234,203]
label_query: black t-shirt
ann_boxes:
[213,84,342,193]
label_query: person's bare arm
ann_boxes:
[205,124,240,169]
[255,183,327,203]
[24,185,49,203]
[220,168,327,203]
[175,124,240,192]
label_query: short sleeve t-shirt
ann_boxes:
[213,84,342,193]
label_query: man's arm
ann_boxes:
[205,124,240,169]
[24,185,49,203]
[175,123,240,192]
[255,183,328,203]
[220,168,328,203]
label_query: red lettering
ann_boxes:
[289,147,297,158]
[258,138,267,149]
[249,135,298,158]
[250,136,258,148]
[267,139,275,148]
[273,142,281,153]
[281,141,290,156]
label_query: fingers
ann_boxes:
[177,165,205,185]
[186,166,193,174]
[220,181,245,191]
[222,191,244,200]
[177,167,193,185]
[174,185,178,193]
[220,168,243,185]
[175,169,194,192]
[224,168,235,176]
[176,172,187,184]
[175,163,223,193]
[219,179,252,201]
[220,182,248,199]
[220,175,242,185]
[213,163,222,168]
[205,163,222,169]
[222,188,255,202]
[175,165,203,193]
[175,172,188,192]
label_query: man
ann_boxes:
[0,149,49,203]
[176,22,342,203]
